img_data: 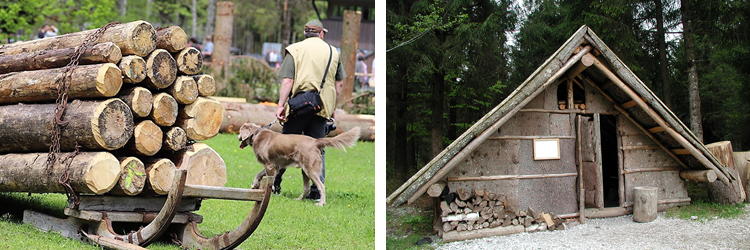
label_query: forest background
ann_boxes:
[386,0,750,188]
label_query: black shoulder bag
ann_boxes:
[287,45,333,117]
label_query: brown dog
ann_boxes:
[238,123,360,206]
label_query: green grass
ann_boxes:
[0,133,375,249]
[664,200,747,220]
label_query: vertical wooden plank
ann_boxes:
[617,115,625,207]
[338,10,362,109]
[576,115,585,223]
[567,79,574,109]
[594,113,604,207]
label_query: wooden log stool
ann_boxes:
[633,186,658,223]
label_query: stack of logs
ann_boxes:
[0,20,226,197]
[441,188,564,236]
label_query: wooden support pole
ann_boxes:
[445,173,577,182]
[337,10,362,110]
[0,63,122,104]
[442,225,524,243]
[577,115,585,224]
[680,170,717,183]
[0,42,121,74]
[648,126,666,133]
[621,100,638,109]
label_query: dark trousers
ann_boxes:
[274,113,327,192]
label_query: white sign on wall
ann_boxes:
[533,138,560,160]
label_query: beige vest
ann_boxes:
[285,37,339,119]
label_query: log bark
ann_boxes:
[167,142,227,187]
[124,120,163,156]
[109,156,147,196]
[192,74,216,96]
[176,97,224,141]
[732,151,750,203]
[141,49,177,89]
[119,55,147,83]
[167,76,198,104]
[118,86,153,118]
[633,186,658,223]
[144,158,177,195]
[211,1,234,91]
[156,26,188,53]
[0,98,133,153]
[679,170,717,183]
[0,152,120,194]
[174,47,203,75]
[442,225,524,243]
[0,42,121,74]
[708,168,746,204]
[0,63,122,104]
[0,20,156,57]
[149,92,178,126]
[162,126,187,152]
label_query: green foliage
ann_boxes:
[0,0,54,40]
[218,56,279,103]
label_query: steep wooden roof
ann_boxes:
[387,25,736,207]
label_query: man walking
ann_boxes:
[273,20,346,200]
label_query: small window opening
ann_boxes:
[557,80,586,110]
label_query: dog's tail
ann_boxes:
[316,127,360,151]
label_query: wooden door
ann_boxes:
[578,114,604,208]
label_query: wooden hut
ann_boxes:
[387,25,741,242]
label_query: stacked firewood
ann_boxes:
[441,188,564,233]
[0,20,226,197]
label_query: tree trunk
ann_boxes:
[212,1,234,92]
[656,0,672,108]
[156,26,188,53]
[0,63,122,104]
[149,93,178,126]
[118,55,147,83]
[192,74,216,96]
[124,120,163,156]
[205,0,217,39]
[167,76,198,105]
[168,142,227,187]
[141,49,177,90]
[732,151,750,202]
[174,47,203,75]
[0,99,133,153]
[431,72,445,158]
[0,152,120,194]
[176,97,224,141]
[118,86,153,118]
[118,0,127,16]
[681,0,703,142]
[338,10,362,110]
[191,0,198,38]
[109,156,147,196]
[162,126,187,152]
[709,168,746,204]
[144,158,177,195]
[0,42,121,74]
[0,21,156,57]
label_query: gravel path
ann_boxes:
[436,205,750,250]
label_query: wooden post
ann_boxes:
[679,170,717,183]
[337,10,361,111]
[576,115,585,223]
[212,1,234,92]
[633,186,658,222]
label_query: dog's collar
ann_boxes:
[248,119,276,146]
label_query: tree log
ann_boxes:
[162,126,187,152]
[0,42,121,74]
[167,142,227,187]
[141,49,177,89]
[0,20,156,57]
[0,63,122,104]
[174,47,202,75]
[167,76,198,104]
[443,225,524,243]
[679,170,717,183]
[176,97,223,141]
[192,74,215,96]
[0,152,120,194]
[144,158,177,195]
[0,98,133,153]
[427,181,447,197]
[732,151,750,203]
[118,55,147,83]
[118,86,153,118]
[155,26,188,53]
[149,92,178,126]
[708,168,746,204]
[633,186,658,223]
[124,120,162,156]
[109,157,147,196]
[705,141,736,170]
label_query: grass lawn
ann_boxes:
[0,133,375,249]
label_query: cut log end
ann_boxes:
[151,93,178,126]
[178,97,224,141]
[128,87,153,117]
[193,74,216,96]
[172,143,227,187]
[98,42,122,64]
[176,47,203,75]
[126,21,158,57]
[96,63,124,97]
[143,49,177,89]
[91,99,134,150]
[84,153,122,194]
[130,120,163,156]
[146,158,177,195]
[113,157,146,196]
[163,126,187,152]
[169,76,198,104]
[119,56,147,83]
[156,26,188,53]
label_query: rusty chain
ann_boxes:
[45,21,120,207]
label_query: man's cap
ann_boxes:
[304,20,328,33]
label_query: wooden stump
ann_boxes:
[0,42,121,74]
[0,21,156,57]
[705,141,736,170]
[167,76,198,105]
[192,74,216,96]
[0,63,122,104]
[633,186,658,223]
[0,99,133,153]
[109,157,147,196]
[176,97,224,141]
[118,55,147,83]
[708,168,746,204]
[168,143,227,187]
[174,47,203,75]
[150,93,178,126]
[118,86,153,118]
[144,158,177,195]
[141,49,177,89]
[155,26,188,53]
[733,151,750,203]
[125,120,163,156]
[162,127,187,152]
[0,152,120,194]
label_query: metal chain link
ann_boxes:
[45,21,121,208]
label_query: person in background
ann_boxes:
[36,25,58,39]
[269,49,280,68]
[355,50,369,91]
[202,35,214,61]
[187,37,202,50]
